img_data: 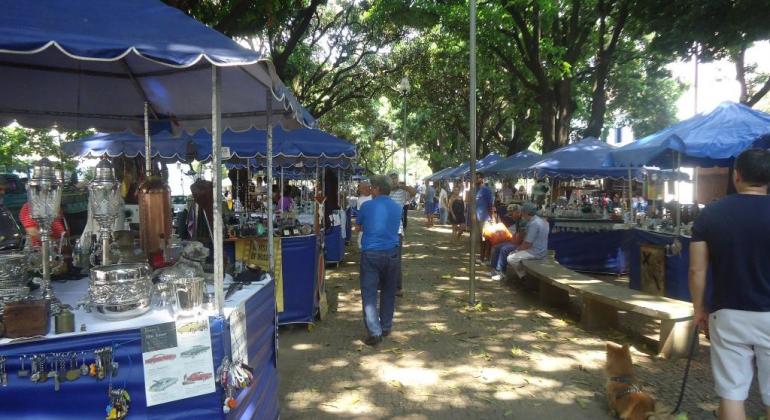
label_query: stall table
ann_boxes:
[627,228,712,302]
[226,234,320,325]
[547,218,631,275]
[0,278,278,419]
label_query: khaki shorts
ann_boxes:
[709,309,770,405]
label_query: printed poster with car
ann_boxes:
[141,317,216,406]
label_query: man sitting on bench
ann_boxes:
[506,202,549,278]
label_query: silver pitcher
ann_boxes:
[170,276,205,317]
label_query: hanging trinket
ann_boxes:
[0,356,7,386]
[17,355,29,378]
[105,387,130,420]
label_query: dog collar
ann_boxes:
[610,375,635,385]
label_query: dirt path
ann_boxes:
[277,211,765,419]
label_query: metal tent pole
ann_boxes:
[468,0,478,305]
[211,67,224,315]
[266,92,275,273]
[675,152,682,232]
[280,166,284,216]
[144,102,151,176]
[628,167,633,212]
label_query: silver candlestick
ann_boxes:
[28,157,62,307]
[89,159,121,266]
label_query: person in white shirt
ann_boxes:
[355,181,372,248]
[388,171,416,296]
[438,182,449,225]
[501,182,514,204]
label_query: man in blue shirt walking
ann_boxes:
[356,175,403,346]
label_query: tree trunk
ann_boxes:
[540,96,558,153]
[735,45,749,104]
[505,111,531,155]
[585,54,611,138]
[554,80,574,147]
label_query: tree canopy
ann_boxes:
[164,0,768,171]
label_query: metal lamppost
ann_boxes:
[468,0,478,305]
[398,76,410,185]
[28,157,62,306]
[89,159,122,266]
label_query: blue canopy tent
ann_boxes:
[606,102,770,168]
[529,137,648,180]
[1,2,314,418]
[424,166,456,181]
[62,131,198,162]
[0,0,313,132]
[479,150,542,177]
[444,153,502,179]
[0,0,317,322]
[194,128,356,168]
[446,162,470,179]
[455,153,502,177]
[65,128,356,168]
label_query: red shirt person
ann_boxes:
[19,202,67,246]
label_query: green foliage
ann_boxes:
[0,127,91,172]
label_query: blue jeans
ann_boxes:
[490,242,517,272]
[439,207,448,224]
[360,247,400,336]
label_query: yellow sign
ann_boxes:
[235,238,284,312]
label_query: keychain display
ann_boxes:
[216,357,254,413]
[2,345,121,390]
[105,387,131,420]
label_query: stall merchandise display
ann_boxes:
[89,263,153,321]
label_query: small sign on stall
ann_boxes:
[141,317,216,406]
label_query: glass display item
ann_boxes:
[27,157,62,308]
[89,159,122,266]
[170,276,205,317]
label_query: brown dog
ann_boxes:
[605,342,656,420]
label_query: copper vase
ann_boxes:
[137,178,171,255]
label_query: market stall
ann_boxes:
[0,277,277,419]
[0,1,314,418]
[65,127,357,325]
[606,102,770,301]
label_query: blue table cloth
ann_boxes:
[0,281,278,419]
[324,225,344,264]
[626,228,713,302]
[279,235,319,325]
[548,229,631,275]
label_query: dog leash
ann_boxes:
[671,327,700,414]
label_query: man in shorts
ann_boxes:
[690,148,770,420]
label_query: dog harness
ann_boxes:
[610,375,643,400]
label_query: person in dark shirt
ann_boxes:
[690,148,770,420]
[356,175,402,346]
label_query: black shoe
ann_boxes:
[395,289,404,297]
[382,330,391,337]
[363,335,382,346]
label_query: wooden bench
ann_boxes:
[514,258,696,359]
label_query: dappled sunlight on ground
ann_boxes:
[277,212,765,419]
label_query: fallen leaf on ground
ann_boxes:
[575,398,589,409]
[510,346,529,358]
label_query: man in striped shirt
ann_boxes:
[388,171,416,296]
